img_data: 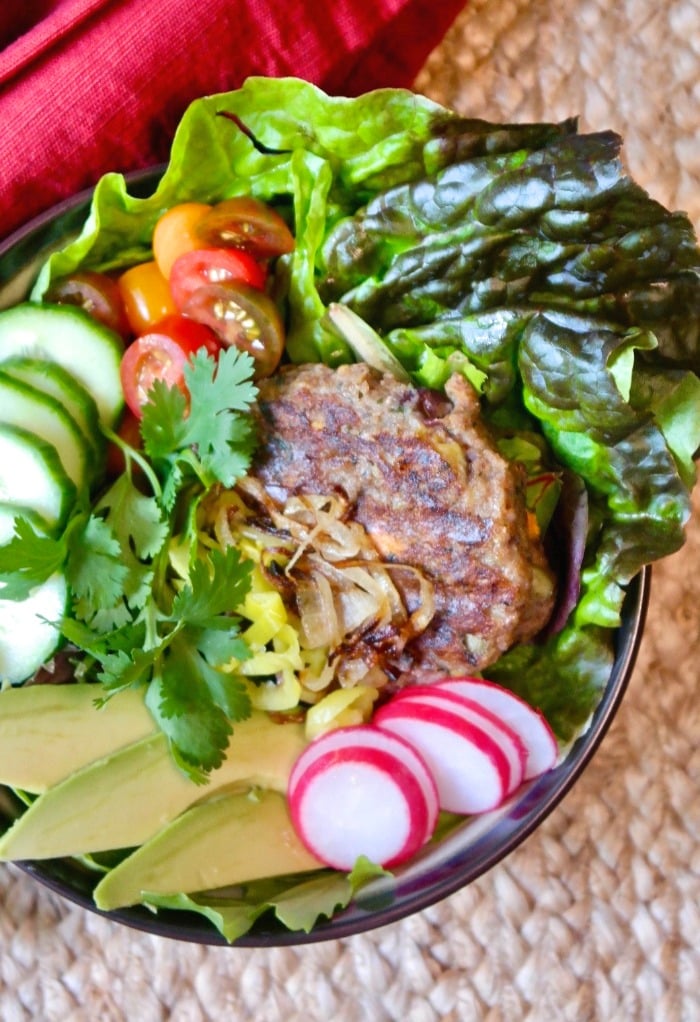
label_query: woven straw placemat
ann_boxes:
[1,1,699,1019]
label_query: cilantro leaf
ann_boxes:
[170,546,253,625]
[141,348,257,457]
[65,514,127,620]
[195,625,250,669]
[181,348,258,488]
[160,460,186,514]
[87,600,134,635]
[197,414,257,489]
[145,650,238,781]
[149,541,254,773]
[93,474,169,613]
[59,614,113,655]
[96,641,170,695]
[186,346,258,417]
[0,516,66,600]
[184,632,252,719]
[140,379,190,459]
[59,499,255,777]
[139,348,258,501]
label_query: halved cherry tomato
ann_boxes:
[118,260,177,334]
[195,197,295,259]
[152,202,212,279]
[119,314,221,417]
[169,247,266,310]
[45,270,131,339]
[182,282,285,379]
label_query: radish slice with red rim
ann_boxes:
[288,725,439,871]
[431,677,559,779]
[388,686,527,796]
[374,698,511,814]
[288,725,439,844]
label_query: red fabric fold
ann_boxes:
[0,0,465,241]
[0,0,108,84]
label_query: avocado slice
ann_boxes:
[0,684,155,793]
[0,711,307,860]
[94,788,322,911]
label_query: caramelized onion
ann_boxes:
[296,571,341,649]
[204,479,436,696]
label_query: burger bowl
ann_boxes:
[0,169,652,946]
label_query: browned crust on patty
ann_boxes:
[251,363,556,677]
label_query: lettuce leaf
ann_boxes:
[33,77,455,358]
[317,109,700,698]
[141,857,389,943]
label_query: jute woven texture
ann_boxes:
[1,1,699,1019]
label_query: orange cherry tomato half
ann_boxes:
[169,247,266,310]
[152,202,212,279]
[45,270,131,339]
[119,314,221,417]
[182,282,285,379]
[195,197,295,260]
[118,260,177,335]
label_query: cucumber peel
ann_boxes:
[0,302,124,429]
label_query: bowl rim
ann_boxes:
[0,173,652,946]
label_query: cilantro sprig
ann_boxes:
[141,347,258,493]
[83,544,254,783]
[0,347,260,781]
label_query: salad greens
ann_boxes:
[33,76,700,740]
[2,75,698,940]
[141,854,389,941]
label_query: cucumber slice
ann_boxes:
[0,371,93,490]
[0,302,124,428]
[0,423,76,527]
[0,571,67,685]
[1,356,104,462]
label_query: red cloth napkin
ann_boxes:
[0,0,465,241]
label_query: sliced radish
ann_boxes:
[289,725,439,844]
[430,677,558,779]
[374,698,510,814]
[388,686,527,796]
[287,725,439,871]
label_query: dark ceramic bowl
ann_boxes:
[0,176,650,945]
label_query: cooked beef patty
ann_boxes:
[251,363,556,677]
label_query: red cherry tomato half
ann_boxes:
[119,314,221,417]
[182,282,285,379]
[45,270,131,339]
[169,247,266,310]
[195,197,295,260]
